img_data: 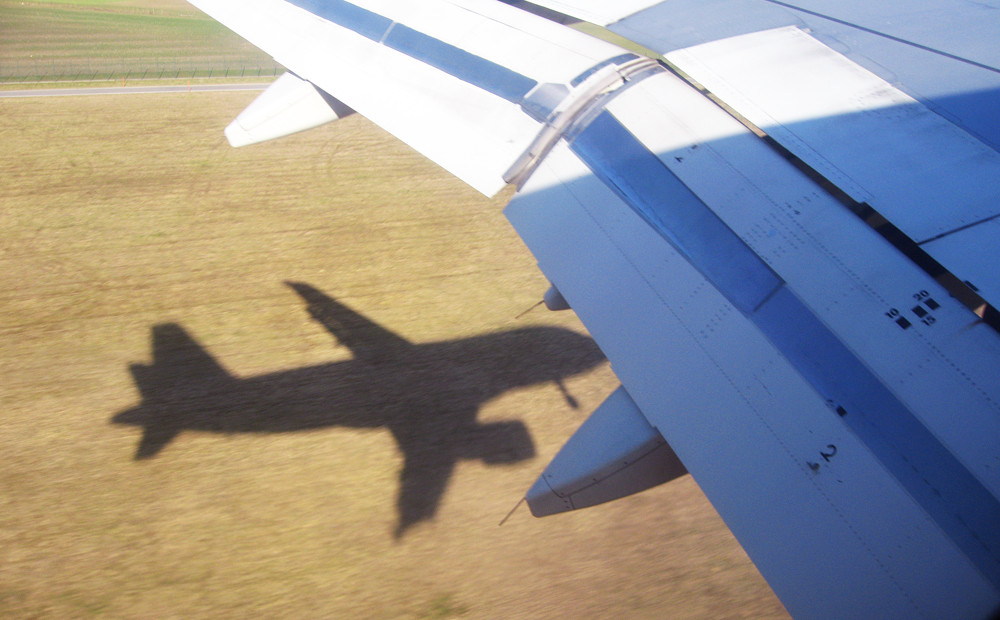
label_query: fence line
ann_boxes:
[0,57,284,83]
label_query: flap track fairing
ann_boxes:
[526,385,687,516]
[225,71,354,147]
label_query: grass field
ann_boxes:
[0,89,787,618]
[1,0,281,82]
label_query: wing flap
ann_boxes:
[664,26,1000,305]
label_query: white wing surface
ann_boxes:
[186,1,1000,617]
[188,0,629,194]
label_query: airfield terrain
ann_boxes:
[1,1,787,617]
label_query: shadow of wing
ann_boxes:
[286,281,411,363]
[392,431,457,538]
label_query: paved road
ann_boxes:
[0,83,269,98]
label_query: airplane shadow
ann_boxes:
[111,282,605,537]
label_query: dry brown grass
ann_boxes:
[0,91,787,618]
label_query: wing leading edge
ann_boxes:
[187,0,1000,617]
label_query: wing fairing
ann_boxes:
[225,71,354,147]
[526,385,687,517]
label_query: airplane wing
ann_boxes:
[185,1,1000,617]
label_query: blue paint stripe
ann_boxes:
[571,111,784,315]
[290,0,391,41]
[571,110,1000,589]
[384,25,538,104]
[286,0,537,103]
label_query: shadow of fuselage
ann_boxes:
[111,282,605,536]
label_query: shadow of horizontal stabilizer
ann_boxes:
[112,283,605,535]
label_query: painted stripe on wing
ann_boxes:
[288,0,538,103]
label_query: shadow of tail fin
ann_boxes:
[140,323,231,392]
[115,324,233,459]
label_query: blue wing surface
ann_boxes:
[506,65,1000,618]
[527,0,1000,308]
[186,0,1000,617]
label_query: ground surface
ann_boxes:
[0,89,788,620]
[1,1,788,617]
[0,0,280,81]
